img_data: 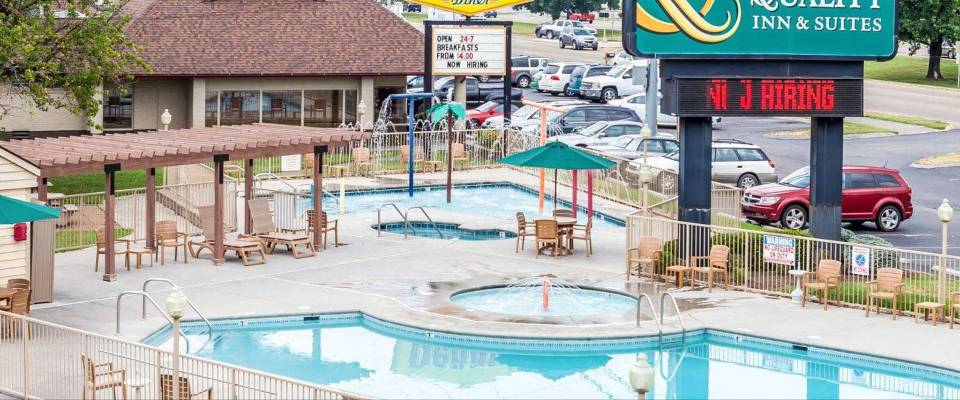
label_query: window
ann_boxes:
[544,64,560,74]
[586,67,610,77]
[561,65,578,74]
[644,140,665,153]
[662,140,679,153]
[875,174,901,188]
[219,91,259,125]
[512,58,529,68]
[735,148,767,161]
[563,110,586,123]
[628,95,646,104]
[585,108,608,122]
[571,67,586,78]
[713,148,740,162]
[606,109,634,121]
[373,87,406,124]
[602,125,625,137]
[262,91,301,126]
[102,84,133,129]
[622,125,643,135]
[844,173,878,189]
[204,91,218,127]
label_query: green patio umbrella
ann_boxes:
[500,141,615,210]
[0,195,60,224]
[428,102,467,204]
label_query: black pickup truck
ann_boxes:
[431,77,523,107]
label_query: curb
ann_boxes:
[866,79,960,93]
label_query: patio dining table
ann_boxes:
[535,216,578,256]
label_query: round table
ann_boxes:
[534,217,578,256]
[788,269,806,303]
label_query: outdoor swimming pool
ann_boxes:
[145,313,960,399]
[373,222,517,240]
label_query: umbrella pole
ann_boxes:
[571,170,578,214]
[539,169,545,213]
[587,171,594,219]
[554,169,558,210]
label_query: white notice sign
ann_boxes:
[431,26,507,76]
[851,246,871,276]
[280,155,302,173]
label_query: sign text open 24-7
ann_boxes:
[673,78,864,117]
[431,26,506,76]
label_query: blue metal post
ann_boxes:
[408,98,416,197]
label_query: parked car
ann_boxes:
[551,121,647,147]
[466,101,521,128]
[581,62,647,103]
[742,166,913,232]
[627,139,778,190]
[432,77,523,107]
[943,43,957,59]
[483,10,497,18]
[587,134,679,160]
[610,93,723,127]
[484,100,590,129]
[404,3,421,12]
[559,27,599,51]
[520,105,640,136]
[567,65,612,97]
[538,62,585,95]
[567,11,597,23]
[536,19,596,39]
[510,56,550,88]
[610,50,635,66]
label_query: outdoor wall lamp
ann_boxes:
[357,100,367,117]
[165,290,187,319]
[160,109,172,131]
[939,199,954,223]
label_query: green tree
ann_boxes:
[523,0,618,21]
[0,0,149,129]
[898,0,960,80]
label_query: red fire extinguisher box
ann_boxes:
[13,223,27,241]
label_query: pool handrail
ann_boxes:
[660,291,686,339]
[116,290,191,353]
[377,203,407,237]
[636,293,662,335]
[142,278,213,338]
[404,206,444,239]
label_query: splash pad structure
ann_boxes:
[450,275,636,317]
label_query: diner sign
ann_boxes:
[622,0,897,60]
[408,0,532,16]
[431,26,507,76]
[762,235,796,266]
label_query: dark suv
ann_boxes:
[521,105,641,136]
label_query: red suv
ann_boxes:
[742,166,913,232]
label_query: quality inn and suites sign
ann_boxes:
[410,0,533,16]
[623,0,897,59]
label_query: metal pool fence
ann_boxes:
[0,311,367,400]
[627,214,960,315]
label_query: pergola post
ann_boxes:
[145,168,156,249]
[312,146,326,249]
[244,159,254,234]
[103,164,120,282]
[213,154,228,265]
[36,177,48,203]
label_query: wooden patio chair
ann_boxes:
[6,278,29,290]
[244,199,316,258]
[307,210,339,250]
[160,374,213,400]
[534,220,559,258]
[515,212,536,253]
[568,218,593,256]
[351,147,371,176]
[626,236,662,280]
[81,354,127,400]
[0,289,30,315]
[95,227,130,272]
[189,206,267,266]
[154,220,189,266]
[400,146,425,172]
[802,259,842,310]
[866,268,904,320]
[950,292,960,329]
[451,142,469,169]
[690,245,731,292]
[552,209,575,218]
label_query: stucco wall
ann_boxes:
[0,87,88,133]
[130,79,190,131]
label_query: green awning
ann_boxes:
[499,141,615,170]
[0,195,60,224]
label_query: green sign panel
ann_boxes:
[622,0,898,60]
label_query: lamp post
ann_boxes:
[938,199,954,302]
[638,126,655,214]
[166,290,187,400]
[629,353,655,399]
[160,109,172,132]
[357,100,368,130]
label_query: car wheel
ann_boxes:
[780,205,808,230]
[575,43,581,50]
[517,76,531,88]
[593,46,599,51]
[478,76,490,83]
[875,205,902,232]
[560,40,565,48]
[547,32,555,39]
[737,173,760,189]
[562,84,569,96]
[601,87,618,103]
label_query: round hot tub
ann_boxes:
[450,283,635,317]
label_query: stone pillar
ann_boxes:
[360,77,375,129]
[90,83,104,134]
[190,78,207,128]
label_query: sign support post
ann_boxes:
[809,117,844,241]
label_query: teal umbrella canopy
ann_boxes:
[499,141,615,170]
[428,102,466,124]
[0,195,60,224]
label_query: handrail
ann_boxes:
[404,206,444,239]
[377,203,407,237]
[635,293,662,335]
[253,172,297,191]
[660,291,686,337]
[142,278,213,338]
[116,291,190,353]
[658,346,687,382]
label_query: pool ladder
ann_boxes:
[115,278,214,351]
[376,203,444,239]
[636,291,686,341]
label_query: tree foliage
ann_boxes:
[898,0,960,80]
[523,0,619,21]
[0,0,149,128]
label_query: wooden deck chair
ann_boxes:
[160,374,212,400]
[866,268,904,320]
[154,220,188,266]
[351,147,371,176]
[400,146,425,172]
[81,354,127,400]
[245,199,316,258]
[535,220,559,258]
[626,236,662,279]
[802,259,842,310]
[451,142,469,169]
[515,212,536,253]
[950,292,960,329]
[307,210,339,250]
[690,245,731,292]
[95,227,131,272]
[189,206,266,266]
[568,218,593,256]
[6,278,29,290]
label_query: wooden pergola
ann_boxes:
[0,123,368,281]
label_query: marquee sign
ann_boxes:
[431,26,508,76]
[408,0,533,16]
[666,77,863,117]
[622,0,898,60]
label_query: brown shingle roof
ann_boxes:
[124,0,424,77]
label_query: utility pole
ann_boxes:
[643,58,658,136]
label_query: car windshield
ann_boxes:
[475,101,499,112]
[544,64,560,74]
[608,65,629,76]
[514,105,538,119]
[665,150,679,161]
[779,167,811,188]
[571,21,584,27]
[574,29,591,35]
[579,122,608,136]
[612,136,634,148]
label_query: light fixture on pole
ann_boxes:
[937,199,953,302]
[639,125,654,214]
[357,100,368,130]
[160,109,172,132]
[166,290,187,400]
[629,353,655,399]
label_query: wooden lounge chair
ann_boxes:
[189,206,266,266]
[690,245,731,292]
[950,292,960,329]
[155,220,189,265]
[400,146,425,172]
[95,228,130,272]
[451,142,469,169]
[866,267,904,320]
[82,354,127,400]
[626,236,662,280]
[160,374,213,400]
[802,259,842,310]
[245,199,316,258]
[351,147,371,176]
[515,212,536,253]
[568,218,593,256]
[535,220,560,258]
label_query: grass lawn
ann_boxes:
[913,152,960,168]
[843,121,896,135]
[56,227,134,252]
[865,56,960,89]
[49,170,166,196]
[865,112,949,130]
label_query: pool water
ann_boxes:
[314,183,625,228]
[451,287,636,317]
[373,222,517,240]
[145,314,960,399]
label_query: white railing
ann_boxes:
[627,214,960,314]
[0,311,368,400]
